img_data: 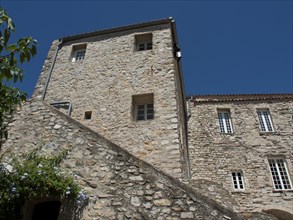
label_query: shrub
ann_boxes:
[0,150,86,219]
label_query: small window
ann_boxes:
[257,109,274,132]
[218,110,233,134]
[135,33,152,51]
[71,44,87,62]
[84,111,92,120]
[132,94,154,121]
[231,171,245,190]
[268,159,292,190]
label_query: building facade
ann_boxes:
[1,19,292,219]
[187,94,293,219]
[33,18,189,179]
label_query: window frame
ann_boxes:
[135,33,153,52]
[136,103,154,121]
[217,110,234,134]
[137,42,153,51]
[257,109,274,132]
[132,93,154,121]
[72,49,86,62]
[71,44,87,62]
[231,171,245,190]
[268,158,292,191]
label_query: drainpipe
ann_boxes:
[170,19,191,180]
[187,97,192,119]
[42,39,63,101]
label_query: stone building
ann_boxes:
[33,18,189,180]
[1,18,292,219]
[187,94,293,220]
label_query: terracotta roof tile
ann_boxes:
[188,94,293,103]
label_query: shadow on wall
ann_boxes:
[263,208,293,220]
[22,197,88,220]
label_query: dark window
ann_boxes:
[84,111,92,119]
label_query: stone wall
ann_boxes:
[32,22,186,178]
[188,97,293,217]
[1,101,253,220]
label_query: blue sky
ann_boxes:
[2,0,292,97]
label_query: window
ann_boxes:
[71,44,87,62]
[84,111,92,120]
[268,159,292,190]
[74,50,86,61]
[231,171,245,190]
[257,110,274,132]
[137,104,154,120]
[135,33,152,51]
[218,110,233,133]
[132,94,154,121]
[50,102,72,116]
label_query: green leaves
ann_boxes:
[0,6,38,147]
[0,151,81,219]
[0,7,38,83]
[6,44,17,51]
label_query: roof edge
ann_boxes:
[61,18,173,42]
[187,93,293,103]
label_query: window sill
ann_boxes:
[231,190,249,193]
[259,131,278,136]
[219,132,234,135]
[134,119,154,123]
[272,189,293,193]
[135,49,152,52]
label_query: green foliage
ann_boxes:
[0,151,84,219]
[0,6,38,147]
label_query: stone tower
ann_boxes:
[33,18,190,179]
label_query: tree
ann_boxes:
[0,6,37,147]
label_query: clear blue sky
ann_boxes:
[2,0,292,97]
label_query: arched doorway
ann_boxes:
[31,201,61,220]
[264,209,293,220]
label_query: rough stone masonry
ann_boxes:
[2,18,292,219]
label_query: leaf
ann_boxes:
[7,18,15,30]
[13,73,18,83]
[9,53,15,66]
[17,38,26,48]
[25,50,31,62]
[20,52,26,63]
[30,44,37,56]
[3,28,10,47]
[6,44,16,51]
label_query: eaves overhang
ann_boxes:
[60,18,173,42]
